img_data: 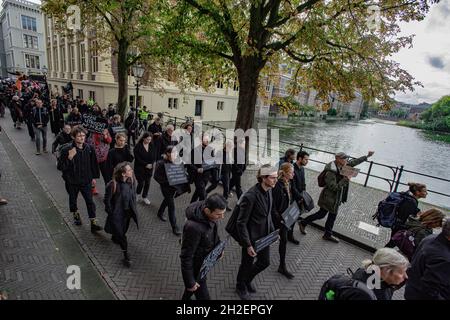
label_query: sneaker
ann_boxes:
[172,226,182,236]
[246,282,256,293]
[298,222,307,235]
[236,287,251,300]
[122,252,131,268]
[322,235,339,243]
[90,219,103,233]
[287,235,300,245]
[43,149,48,154]
[35,151,41,155]
[0,198,7,205]
[142,198,151,205]
[72,212,82,225]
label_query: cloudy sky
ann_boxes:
[392,0,450,105]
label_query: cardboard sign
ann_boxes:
[254,229,280,253]
[282,202,301,229]
[165,163,188,186]
[82,114,108,133]
[198,237,229,280]
[111,125,126,134]
[340,165,360,178]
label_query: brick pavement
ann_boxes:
[1,115,407,300]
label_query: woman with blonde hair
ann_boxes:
[272,162,298,279]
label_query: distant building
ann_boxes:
[0,0,47,78]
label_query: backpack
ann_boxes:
[318,272,377,300]
[225,191,249,244]
[317,170,327,187]
[56,142,74,171]
[391,229,416,260]
[372,192,406,228]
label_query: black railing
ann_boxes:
[151,113,450,200]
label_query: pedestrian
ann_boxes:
[87,128,113,188]
[385,182,428,248]
[52,124,73,155]
[107,114,123,147]
[235,164,277,300]
[104,162,139,268]
[133,132,156,205]
[49,98,64,135]
[124,111,138,146]
[229,138,245,200]
[291,150,309,232]
[57,126,103,232]
[299,151,375,243]
[138,106,149,131]
[180,194,227,300]
[0,125,7,205]
[153,146,183,236]
[105,132,134,183]
[272,162,298,280]
[278,148,296,168]
[23,98,36,141]
[190,134,212,203]
[148,117,163,136]
[66,107,82,127]
[10,95,23,129]
[31,99,49,155]
[404,218,450,300]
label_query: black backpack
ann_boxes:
[318,270,377,300]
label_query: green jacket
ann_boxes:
[318,156,367,214]
[404,216,433,247]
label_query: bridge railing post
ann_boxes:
[394,165,404,192]
[364,161,373,187]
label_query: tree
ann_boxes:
[42,0,161,119]
[271,96,300,115]
[160,0,438,131]
[420,95,450,132]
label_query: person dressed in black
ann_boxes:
[189,134,212,203]
[58,126,102,232]
[291,151,310,233]
[108,114,123,147]
[148,117,163,135]
[278,148,296,168]
[272,163,299,280]
[229,138,246,199]
[104,162,139,268]
[385,182,428,248]
[52,124,72,155]
[133,132,156,205]
[49,98,64,135]
[23,98,36,141]
[66,107,82,127]
[105,132,134,183]
[153,146,184,236]
[31,99,49,155]
[125,112,139,146]
[180,194,227,300]
[235,164,277,300]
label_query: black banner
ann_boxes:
[198,237,229,280]
[82,114,108,133]
[281,202,301,229]
[254,229,280,253]
[165,163,189,186]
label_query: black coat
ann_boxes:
[395,192,420,230]
[272,180,292,229]
[180,201,220,288]
[49,108,64,134]
[292,163,306,202]
[148,122,162,135]
[133,142,156,180]
[352,268,396,300]
[52,131,72,153]
[66,112,82,126]
[59,142,100,185]
[106,147,134,182]
[154,159,190,196]
[104,180,139,237]
[31,107,50,127]
[405,234,450,300]
[236,183,275,248]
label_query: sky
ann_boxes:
[3,0,449,105]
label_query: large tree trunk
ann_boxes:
[117,39,129,120]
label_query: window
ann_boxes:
[61,46,66,71]
[216,80,223,89]
[70,44,76,71]
[130,95,135,108]
[25,54,40,69]
[195,100,203,116]
[80,43,86,72]
[53,47,58,71]
[217,101,224,111]
[7,13,10,28]
[22,15,37,32]
[265,80,271,92]
[9,32,12,47]
[89,91,96,101]
[23,35,38,49]
[168,98,179,109]
[91,40,98,72]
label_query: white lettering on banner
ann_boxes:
[66,265,81,290]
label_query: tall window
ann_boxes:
[80,43,86,72]
[195,100,203,116]
[217,101,224,111]
[91,41,98,72]
[7,13,10,27]
[22,16,37,32]
[23,35,38,49]
[78,89,83,99]
[53,47,58,71]
[168,98,179,109]
[89,91,96,101]
[61,46,66,71]
[216,80,223,89]
[25,54,40,69]
[70,44,76,71]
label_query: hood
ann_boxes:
[185,201,211,226]
[405,216,425,233]
[325,161,339,173]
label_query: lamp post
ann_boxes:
[132,64,145,112]
[41,66,50,104]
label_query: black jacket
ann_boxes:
[49,108,64,134]
[31,107,49,127]
[59,142,100,185]
[104,179,139,237]
[133,142,156,180]
[66,112,82,126]
[405,233,450,300]
[292,163,306,202]
[52,131,72,153]
[395,192,420,230]
[154,159,190,196]
[236,183,275,248]
[272,180,292,229]
[106,147,134,182]
[148,122,162,135]
[180,201,220,288]
[352,268,397,300]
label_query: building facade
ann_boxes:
[0,0,47,78]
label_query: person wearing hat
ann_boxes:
[298,150,374,243]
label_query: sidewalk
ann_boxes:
[0,115,403,300]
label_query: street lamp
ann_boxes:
[132,64,145,111]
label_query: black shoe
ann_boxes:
[236,287,251,300]
[157,212,167,222]
[90,219,103,233]
[246,282,256,293]
[288,235,300,245]
[322,235,339,243]
[278,266,295,279]
[72,212,82,226]
[172,226,182,236]
[111,236,120,245]
[298,223,307,235]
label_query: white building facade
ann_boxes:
[0,0,47,77]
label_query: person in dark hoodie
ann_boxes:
[180,194,227,300]
[278,148,296,169]
[52,124,72,155]
[104,162,139,268]
[57,126,102,232]
[405,218,450,300]
[49,98,64,135]
[31,99,50,155]
[105,132,134,183]
[133,132,156,205]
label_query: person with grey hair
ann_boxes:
[404,218,450,300]
[299,150,374,243]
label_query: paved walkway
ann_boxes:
[0,115,405,300]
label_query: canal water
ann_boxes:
[205,118,450,209]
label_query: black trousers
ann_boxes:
[158,187,177,228]
[136,175,151,198]
[205,169,220,194]
[181,277,210,300]
[99,161,109,185]
[301,207,337,237]
[222,170,231,199]
[279,225,295,267]
[236,246,270,290]
[65,182,96,218]
[26,119,35,139]
[127,131,136,146]
[191,176,208,203]
[113,214,132,251]
[229,173,243,199]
